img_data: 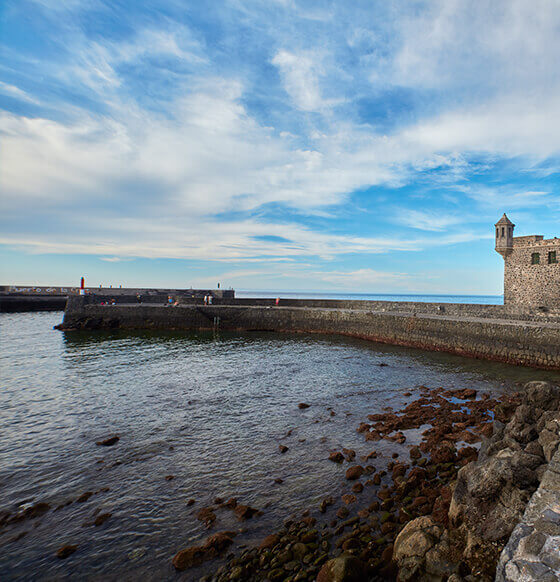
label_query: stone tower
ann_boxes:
[495,214,560,308]
[495,213,515,257]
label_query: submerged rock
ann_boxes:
[345,466,364,480]
[329,452,344,463]
[172,531,235,571]
[196,507,216,527]
[94,512,112,526]
[95,436,119,446]
[56,544,77,559]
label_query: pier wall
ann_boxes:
[59,297,560,370]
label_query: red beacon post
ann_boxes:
[79,277,86,296]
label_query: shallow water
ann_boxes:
[1,312,559,581]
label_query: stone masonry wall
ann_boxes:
[60,298,560,370]
[504,239,560,308]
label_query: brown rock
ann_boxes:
[205,531,235,552]
[279,445,289,454]
[259,533,280,549]
[222,497,238,509]
[56,544,77,559]
[336,506,350,519]
[165,475,174,481]
[345,466,364,480]
[94,512,112,526]
[196,507,216,527]
[320,496,335,513]
[352,482,364,493]
[186,499,195,506]
[76,492,93,503]
[409,446,421,460]
[172,531,235,571]
[298,403,311,409]
[172,546,207,570]
[342,494,357,505]
[342,537,361,551]
[342,448,356,461]
[329,452,345,463]
[234,504,260,521]
[96,436,119,446]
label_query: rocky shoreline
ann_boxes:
[168,381,560,582]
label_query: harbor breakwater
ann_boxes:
[0,286,234,312]
[58,296,560,370]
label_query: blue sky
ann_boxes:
[1,0,559,293]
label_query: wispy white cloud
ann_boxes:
[392,210,464,232]
[0,81,40,104]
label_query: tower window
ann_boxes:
[549,251,558,264]
[531,253,540,265]
[501,227,504,237]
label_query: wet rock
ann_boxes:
[351,483,363,494]
[345,466,364,481]
[317,554,367,581]
[336,507,349,520]
[186,499,195,506]
[234,504,260,521]
[172,546,208,570]
[329,452,344,463]
[94,512,112,526]
[410,446,422,460]
[279,445,289,454]
[196,507,217,527]
[172,531,235,571]
[341,494,356,505]
[96,436,119,446]
[76,492,94,503]
[205,531,236,552]
[56,544,77,559]
[274,478,284,484]
[259,533,280,549]
[222,497,238,509]
[300,528,318,542]
[430,443,456,464]
[165,475,174,481]
[18,502,51,520]
[342,448,356,461]
[298,403,311,409]
[320,496,334,513]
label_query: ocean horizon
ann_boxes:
[236,290,504,305]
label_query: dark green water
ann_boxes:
[1,312,558,581]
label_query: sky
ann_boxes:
[1,0,559,294]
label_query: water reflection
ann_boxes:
[1,312,558,581]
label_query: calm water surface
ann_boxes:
[1,311,558,581]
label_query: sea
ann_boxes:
[236,291,504,304]
[1,295,557,580]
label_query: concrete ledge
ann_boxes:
[58,299,560,370]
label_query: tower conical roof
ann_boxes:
[495,213,515,227]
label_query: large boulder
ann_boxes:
[317,554,367,582]
[393,517,444,581]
